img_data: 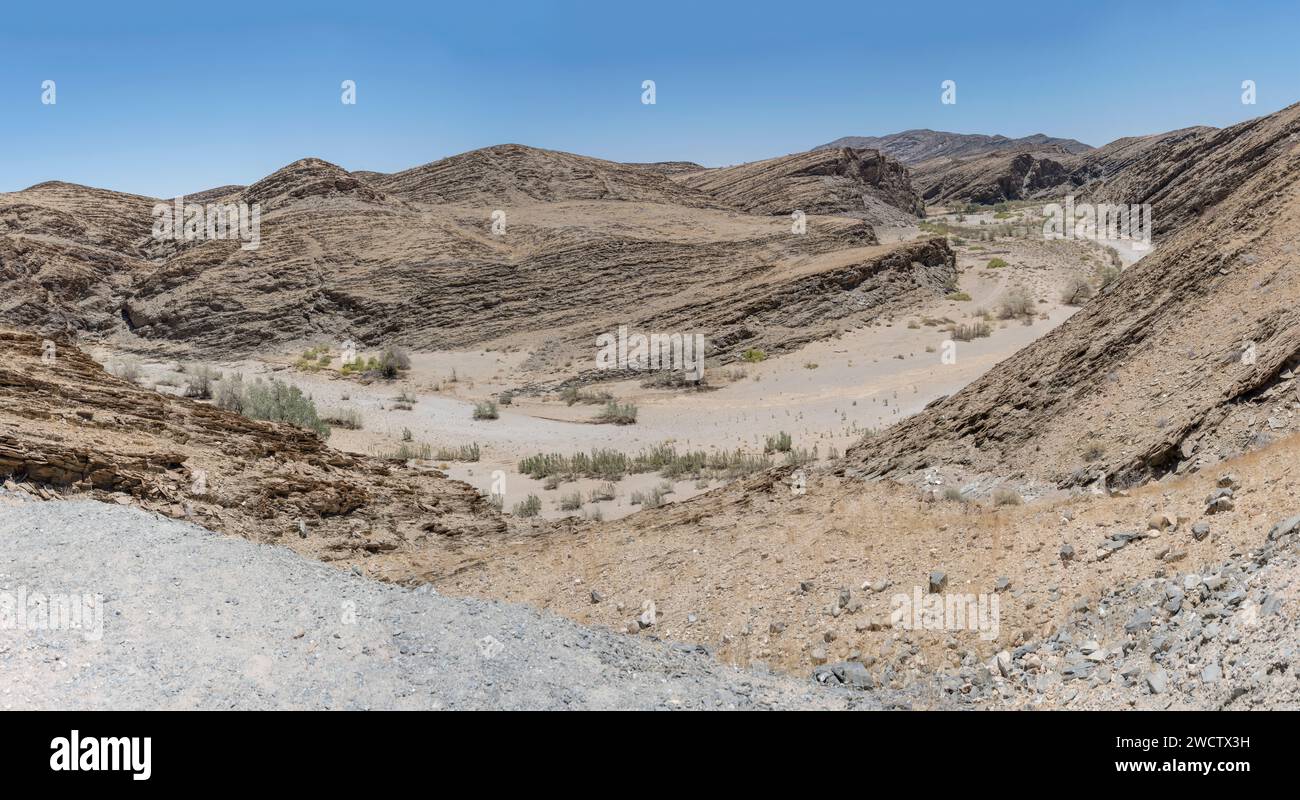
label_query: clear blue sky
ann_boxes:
[3,0,1297,197]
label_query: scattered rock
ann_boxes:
[929,571,947,593]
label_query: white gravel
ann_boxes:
[0,499,896,710]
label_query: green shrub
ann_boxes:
[473,401,499,420]
[987,258,1008,269]
[950,321,992,341]
[764,431,793,454]
[184,365,219,399]
[741,348,767,363]
[433,443,480,462]
[512,494,542,517]
[240,378,329,437]
[997,286,1035,319]
[379,345,411,379]
[379,442,432,461]
[593,401,637,425]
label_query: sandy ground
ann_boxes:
[94,212,1138,522]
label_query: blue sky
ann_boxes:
[2,0,1297,197]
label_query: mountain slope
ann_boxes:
[844,103,1300,489]
[815,130,1092,164]
[676,147,923,224]
[370,144,719,207]
[2,144,951,374]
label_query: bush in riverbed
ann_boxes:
[184,365,219,399]
[321,406,363,430]
[593,401,637,425]
[239,378,329,437]
[512,494,542,518]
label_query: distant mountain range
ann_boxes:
[814,129,1093,164]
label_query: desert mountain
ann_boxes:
[815,129,1093,164]
[910,126,1220,207]
[675,147,923,224]
[365,144,719,207]
[2,143,939,373]
[845,102,1300,490]
[911,146,1078,205]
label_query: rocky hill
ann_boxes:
[0,328,506,556]
[845,102,1300,490]
[367,144,720,207]
[906,126,1221,208]
[675,147,924,223]
[815,130,1092,164]
[1,144,941,372]
[911,146,1079,205]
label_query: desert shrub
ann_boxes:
[1060,275,1095,305]
[379,345,411,379]
[764,431,793,454]
[987,258,1008,269]
[741,348,767,363]
[498,391,514,406]
[559,492,583,511]
[593,401,637,425]
[112,360,143,384]
[997,286,1035,320]
[512,494,542,517]
[321,406,363,430]
[992,488,1022,507]
[950,321,993,341]
[560,386,612,406]
[240,378,329,437]
[379,442,432,461]
[1096,263,1121,289]
[433,443,480,462]
[942,486,964,502]
[589,482,617,502]
[401,427,413,442]
[473,401,499,420]
[946,291,972,301]
[1082,442,1105,462]
[784,447,816,466]
[214,373,246,413]
[517,444,773,483]
[184,365,219,399]
[487,493,504,513]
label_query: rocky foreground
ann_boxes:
[0,499,918,711]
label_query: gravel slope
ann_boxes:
[0,499,887,710]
